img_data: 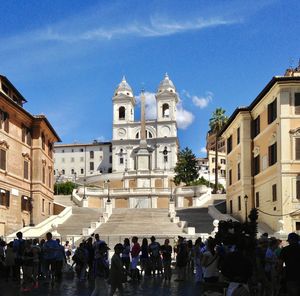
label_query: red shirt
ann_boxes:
[131,243,141,258]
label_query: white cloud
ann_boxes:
[176,101,195,130]
[200,147,207,154]
[136,92,194,129]
[183,90,213,109]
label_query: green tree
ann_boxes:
[209,108,228,193]
[54,181,77,195]
[174,147,199,186]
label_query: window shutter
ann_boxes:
[296,138,300,160]
[5,190,10,207]
[0,149,6,170]
[295,93,300,115]
[297,180,300,199]
[4,112,9,133]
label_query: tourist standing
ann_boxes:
[175,237,188,281]
[121,238,130,272]
[278,232,300,296]
[43,232,59,282]
[21,240,34,292]
[130,236,140,281]
[194,237,204,283]
[91,242,110,296]
[160,239,172,280]
[109,243,125,296]
[148,236,161,276]
[140,238,150,276]
[12,231,25,281]
[201,238,219,283]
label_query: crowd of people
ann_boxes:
[0,230,300,295]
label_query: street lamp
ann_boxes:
[106,179,111,203]
[170,182,174,202]
[244,194,248,223]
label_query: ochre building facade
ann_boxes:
[0,75,60,235]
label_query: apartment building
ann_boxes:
[54,141,112,181]
[0,75,60,235]
[220,66,300,233]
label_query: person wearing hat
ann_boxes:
[109,243,126,296]
[278,232,300,296]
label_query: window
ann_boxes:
[42,166,45,184]
[0,189,10,207]
[212,157,215,163]
[135,132,140,139]
[256,192,260,208]
[221,159,226,164]
[227,136,232,154]
[81,168,84,174]
[120,157,124,164]
[268,98,277,124]
[253,155,260,175]
[229,200,233,214]
[237,163,241,180]
[90,162,94,171]
[119,106,125,119]
[0,149,6,170]
[109,156,112,164]
[212,168,215,173]
[162,103,170,117]
[238,196,241,211]
[268,142,277,166]
[27,129,32,146]
[71,169,74,174]
[24,161,29,180]
[21,196,30,211]
[109,145,112,152]
[48,169,52,188]
[297,180,300,199]
[90,151,94,159]
[252,116,260,138]
[71,149,74,152]
[62,169,65,175]
[295,93,300,115]
[0,111,9,133]
[47,142,52,158]
[2,84,9,95]
[41,133,45,150]
[229,169,232,185]
[42,199,45,212]
[272,184,277,202]
[80,148,84,152]
[296,138,300,160]
[237,127,240,144]
[62,149,64,153]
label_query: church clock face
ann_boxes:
[118,128,126,137]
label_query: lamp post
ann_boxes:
[170,182,174,202]
[107,179,111,203]
[244,194,248,223]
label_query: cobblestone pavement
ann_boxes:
[0,274,220,296]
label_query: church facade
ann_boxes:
[111,74,178,178]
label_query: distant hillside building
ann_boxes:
[206,130,226,153]
[0,75,60,235]
[220,65,300,234]
[54,141,112,181]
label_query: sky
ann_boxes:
[0,0,299,156]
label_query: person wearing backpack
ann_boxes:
[13,231,25,281]
[148,236,161,276]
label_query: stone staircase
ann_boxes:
[56,207,104,240]
[176,207,214,234]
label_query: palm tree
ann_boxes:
[209,108,228,193]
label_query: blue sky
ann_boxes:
[0,0,299,156]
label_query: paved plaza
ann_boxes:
[0,275,214,296]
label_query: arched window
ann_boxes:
[146,130,153,138]
[162,103,170,118]
[135,132,140,139]
[119,106,125,119]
